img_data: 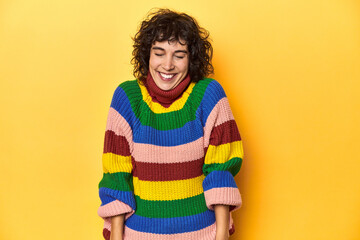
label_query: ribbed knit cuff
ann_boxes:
[98,199,135,220]
[99,200,134,238]
[203,187,242,212]
[202,170,242,212]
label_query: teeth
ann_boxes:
[160,73,175,79]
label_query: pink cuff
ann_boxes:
[98,199,135,221]
[204,187,242,212]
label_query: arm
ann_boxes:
[98,85,136,240]
[110,215,125,240]
[202,80,244,235]
[214,205,230,240]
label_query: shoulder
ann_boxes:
[197,79,234,127]
[113,79,138,97]
[196,78,227,101]
[195,78,228,123]
[111,79,140,102]
[109,79,141,112]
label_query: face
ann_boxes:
[149,40,189,91]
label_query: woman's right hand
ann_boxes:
[110,214,125,240]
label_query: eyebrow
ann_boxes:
[151,46,188,54]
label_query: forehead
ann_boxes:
[151,40,188,51]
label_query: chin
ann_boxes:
[158,83,175,91]
[155,79,180,91]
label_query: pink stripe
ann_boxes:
[203,98,235,148]
[204,187,242,212]
[106,107,133,152]
[123,222,217,240]
[98,200,135,219]
[132,137,204,163]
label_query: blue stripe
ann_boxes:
[110,79,227,146]
[125,209,215,234]
[133,119,203,146]
[99,187,136,210]
[202,170,238,191]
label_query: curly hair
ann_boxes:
[131,8,214,83]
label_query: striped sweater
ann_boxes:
[97,78,244,240]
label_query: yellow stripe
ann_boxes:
[138,80,196,113]
[133,175,205,201]
[102,152,132,174]
[204,141,244,164]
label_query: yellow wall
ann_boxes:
[1,0,359,239]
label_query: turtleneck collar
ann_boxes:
[143,72,191,108]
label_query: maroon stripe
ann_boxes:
[209,120,241,146]
[103,130,131,156]
[133,157,204,181]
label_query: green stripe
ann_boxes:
[203,157,243,177]
[120,79,213,130]
[134,193,208,218]
[98,172,134,192]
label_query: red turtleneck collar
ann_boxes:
[143,72,191,108]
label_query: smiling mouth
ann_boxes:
[158,72,177,81]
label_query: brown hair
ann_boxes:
[131,8,214,83]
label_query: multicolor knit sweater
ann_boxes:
[97,77,244,240]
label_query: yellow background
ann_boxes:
[1,0,359,239]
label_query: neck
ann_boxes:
[144,72,191,108]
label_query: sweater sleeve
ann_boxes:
[97,85,136,237]
[202,80,244,213]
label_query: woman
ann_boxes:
[97,8,244,240]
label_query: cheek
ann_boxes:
[149,56,159,70]
[181,60,189,73]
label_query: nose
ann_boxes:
[162,55,175,71]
